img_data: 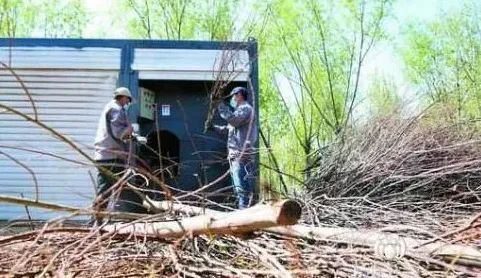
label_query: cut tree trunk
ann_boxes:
[103,199,301,238]
[143,198,481,268]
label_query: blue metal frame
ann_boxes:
[0,38,251,50]
[246,37,260,192]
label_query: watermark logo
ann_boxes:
[373,233,406,260]
[348,231,406,277]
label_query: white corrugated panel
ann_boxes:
[0,47,121,69]
[131,49,250,81]
[0,47,121,220]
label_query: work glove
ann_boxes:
[137,136,147,145]
[133,134,148,145]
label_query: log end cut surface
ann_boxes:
[277,200,302,225]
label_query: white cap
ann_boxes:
[113,87,133,101]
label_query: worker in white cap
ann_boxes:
[91,87,145,225]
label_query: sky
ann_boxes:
[357,0,468,114]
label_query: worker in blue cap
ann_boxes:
[211,87,258,209]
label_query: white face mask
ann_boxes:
[123,103,130,111]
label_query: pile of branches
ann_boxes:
[306,111,481,210]
[1,209,480,278]
[0,228,404,278]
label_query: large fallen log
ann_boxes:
[103,199,301,238]
[143,198,481,268]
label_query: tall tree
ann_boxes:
[267,0,393,179]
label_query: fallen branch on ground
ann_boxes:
[0,194,149,220]
[103,199,302,238]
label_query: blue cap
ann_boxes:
[226,87,248,99]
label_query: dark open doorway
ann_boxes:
[134,79,251,205]
[140,130,180,185]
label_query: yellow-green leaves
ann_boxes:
[0,0,87,38]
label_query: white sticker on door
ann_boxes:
[161,104,170,116]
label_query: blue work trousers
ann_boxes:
[230,159,254,209]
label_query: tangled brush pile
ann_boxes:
[306,111,481,210]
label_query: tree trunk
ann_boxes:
[103,199,302,238]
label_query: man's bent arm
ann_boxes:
[218,102,251,127]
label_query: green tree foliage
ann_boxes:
[196,0,237,41]
[35,0,87,38]
[0,0,35,37]
[366,74,401,116]
[122,0,196,39]
[0,0,87,38]
[403,2,481,120]
[261,0,393,181]
[121,0,262,41]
